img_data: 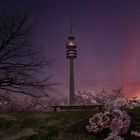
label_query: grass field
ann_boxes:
[0,108,140,140]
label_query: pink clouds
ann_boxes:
[118,24,140,98]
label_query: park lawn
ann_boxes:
[0,108,140,140]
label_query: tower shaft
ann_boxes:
[69,58,75,105]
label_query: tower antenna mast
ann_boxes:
[69,18,73,35]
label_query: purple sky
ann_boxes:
[1,0,140,98]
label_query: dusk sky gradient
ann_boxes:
[1,0,140,98]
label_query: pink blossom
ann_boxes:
[131,131,140,137]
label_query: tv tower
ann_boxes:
[66,19,77,105]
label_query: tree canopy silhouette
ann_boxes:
[0,13,54,97]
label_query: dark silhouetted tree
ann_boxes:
[0,13,54,97]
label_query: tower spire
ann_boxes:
[69,18,73,36]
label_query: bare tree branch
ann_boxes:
[0,13,54,97]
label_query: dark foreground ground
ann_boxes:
[0,108,140,140]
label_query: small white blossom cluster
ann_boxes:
[86,111,110,133]
[87,107,131,140]
[124,97,140,109]
[105,134,124,140]
[107,109,131,140]
[131,130,140,137]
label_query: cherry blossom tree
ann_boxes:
[0,94,67,112]
[75,87,124,106]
